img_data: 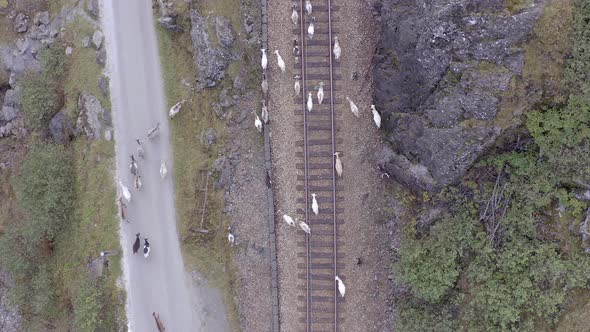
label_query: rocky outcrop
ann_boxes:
[76,92,110,140]
[374,0,546,191]
[0,88,25,138]
[189,9,235,90]
[92,30,103,49]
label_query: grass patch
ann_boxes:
[51,138,123,330]
[522,0,574,102]
[0,6,123,330]
[155,10,238,330]
[62,16,109,115]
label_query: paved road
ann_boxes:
[101,1,201,331]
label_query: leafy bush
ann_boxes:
[40,45,69,80]
[399,210,476,302]
[21,75,61,130]
[14,142,75,241]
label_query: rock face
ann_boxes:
[76,92,108,140]
[189,9,234,90]
[374,0,546,191]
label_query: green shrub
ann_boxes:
[40,45,69,80]
[74,278,103,332]
[14,142,74,241]
[398,211,476,302]
[31,264,58,321]
[21,75,61,130]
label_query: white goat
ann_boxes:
[227,226,235,246]
[305,0,312,16]
[274,50,286,73]
[160,160,168,179]
[335,276,346,297]
[291,4,299,25]
[254,111,263,133]
[346,97,359,117]
[118,181,132,203]
[308,17,315,39]
[261,100,269,124]
[307,92,313,112]
[283,214,296,227]
[261,48,267,70]
[311,193,319,215]
[334,152,343,177]
[371,104,381,128]
[317,82,324,104]
[298,219,311,234]
[169,99,187,118]
[333,36,341,60]
[294,75,301,96]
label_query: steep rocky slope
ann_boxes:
[374,0,565,191]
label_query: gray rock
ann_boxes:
[99,76,109,97]
[233,73,244,91]
[65,46,73,55]
[211,156,231,189]
[92,30,103,49]
[0,45,41,75]
[190,10,230,90]
[82,36,91,48]
[0,106,18,122]
[76,92,106,140]
[200,128,217,147]
[49,109,75,143]
[215,16,235,48]
[96,48,106,66]
[211,102,227,120]
[104,127,113,141]
[3,89,20,107]
[87,0,99,18]
[243,15,254,35]
[158,14,184,32]
[33,11,50,26]
[14,13,28,33]
[374,0,545,191]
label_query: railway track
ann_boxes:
[294,1,343,331]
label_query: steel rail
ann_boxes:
[326,0,338,330]
[298,1,312,331]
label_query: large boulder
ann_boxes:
[76,92,108,140]
[215,16,235,48]
[374,0,546,191]
[92,30,103,49]
[14,13,28,33]
[49,109,75,143]
[190,10,232,90]
[158,14,183,32]
[33,11,50,26]
[87,0,99,18]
